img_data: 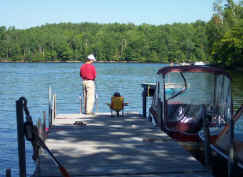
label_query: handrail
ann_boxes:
[213,105,243,144]
[48,86,52,127]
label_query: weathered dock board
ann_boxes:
[35,113,212,177]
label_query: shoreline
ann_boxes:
[1,60,243,71]
[0,59,143,63]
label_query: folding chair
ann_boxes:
[107,96,128,117]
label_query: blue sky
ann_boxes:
[0,0,221,29]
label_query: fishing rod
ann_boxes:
[36,136,71,177]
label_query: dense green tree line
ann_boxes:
[210,0,243,67]
[0,0,242,67]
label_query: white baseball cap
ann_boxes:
[87,54,96,61]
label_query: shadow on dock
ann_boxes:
[34,113,212,177]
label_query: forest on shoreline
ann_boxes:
[0,0,242,68]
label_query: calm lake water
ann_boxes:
[0,63,242,177]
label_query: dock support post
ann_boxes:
[141,83,155,118]
[6,169,11,177]
[37,118,44,140]
[16,99,26,177]
[48,86,52,128]
[54,94,56,120]
[51,94,56,124]
[203,111,211,171]
[43,111,47,139]
[228,117,235,177]
[142,90,147,118]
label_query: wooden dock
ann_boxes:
[34,112,213,177]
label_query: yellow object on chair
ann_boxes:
[111,96,124,112]
[107,96,128,117]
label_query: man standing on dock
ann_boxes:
[80,54,97,114]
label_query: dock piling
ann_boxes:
[141,83,156,118]
[42,111,47,139]
[16,98,26,177]
[142,90,147,117]
[5,168,11,177]
[203,109,211,171]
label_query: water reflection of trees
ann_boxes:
[230,71,243,110]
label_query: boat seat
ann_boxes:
[166,104,205,134]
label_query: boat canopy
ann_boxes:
[157,65,231,80]
[156,65,232,136]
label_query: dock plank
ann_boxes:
[35,113,212,177]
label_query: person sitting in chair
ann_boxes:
[107,92,128,117]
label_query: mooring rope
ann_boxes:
[19,97,71,177]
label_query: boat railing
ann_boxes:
[200,105,243,176]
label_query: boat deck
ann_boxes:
[35,112,212,177]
